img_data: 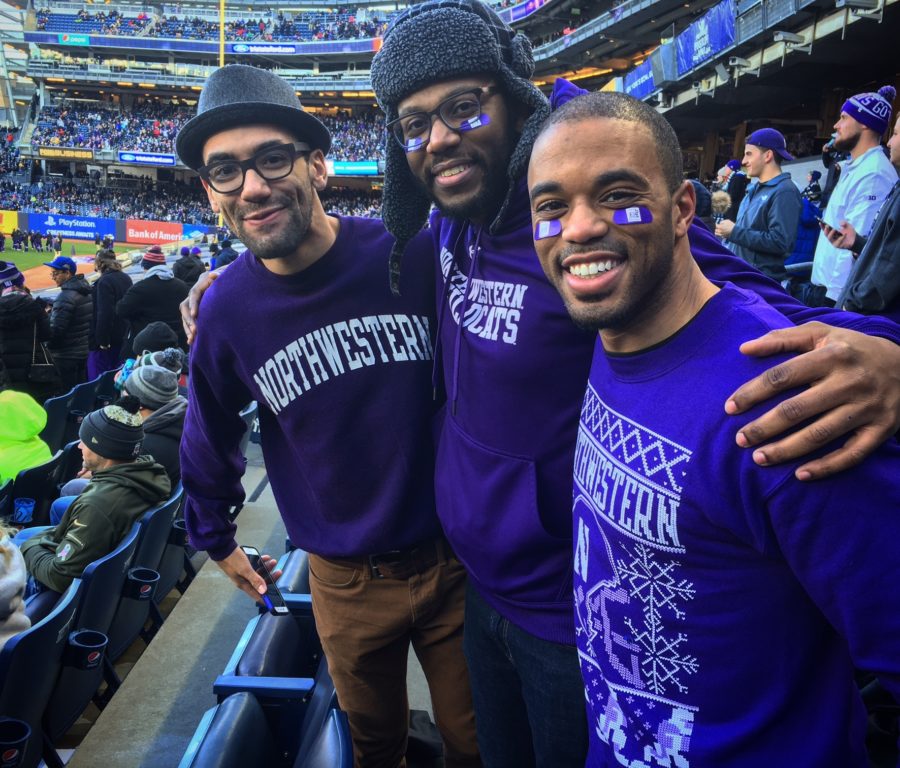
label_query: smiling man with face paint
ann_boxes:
[529,89,900,768]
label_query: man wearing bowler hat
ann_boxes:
[175,64,479,767]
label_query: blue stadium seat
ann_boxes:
[105,485,184,659]
[276,548,310,596]
[62,377,102,446]
[178,694,351,768]
[151,515,195,621]
[0,478,11,520]
[0,581,82,768]
[93,366,121,409]
[57,440,84,487]
[214,597,330,760]
[41,389,77,454]
[11,450,64,526]
[42,522,142,743]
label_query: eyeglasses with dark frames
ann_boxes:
[199,141,311,194]
[387,86,497,152]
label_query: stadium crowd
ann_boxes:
[1,127,22,175]
[29,101,386,160]
[0,179,216,225]
[36,9,153,35]
[31,102,191,154]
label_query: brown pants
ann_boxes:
[309,549,481,768]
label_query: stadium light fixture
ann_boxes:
[728,55,760,82]
[774,30,812,63]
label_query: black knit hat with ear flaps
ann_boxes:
[371,0,550,294]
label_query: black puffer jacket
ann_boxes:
[0,291,55,399]
[172,255,205,287]
[48,274,93,361]
[90,269,133,352]
[117,271,189,351]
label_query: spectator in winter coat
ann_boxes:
[123,364,186,485]
[44,256,93,390]
[173,245,206,286]
[89,248,132,378]
[117,245,189,351]
[0,520,29,651]
[716,128,802,283]
[214,238,238,268]
[20,397,170,596]
[0,262,58,400]
[0,390,52,484]
[801,170,823,203]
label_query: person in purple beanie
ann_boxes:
[174,65,479,768]
[528,89,900,767]
[368,1,900,764]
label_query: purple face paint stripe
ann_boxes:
[459,114,491,131]
[405,137,425,153]
[534,220,562,240]
[612,206,653,225]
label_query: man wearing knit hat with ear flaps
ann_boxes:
[19,397,169,596]
[175,63,479,767]
[370,1,900,762]
[117,244,190,351]
[810,85,897,306]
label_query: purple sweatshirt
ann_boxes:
[431,184,900,645]
[575,283,900,766]
[181,216,442,560]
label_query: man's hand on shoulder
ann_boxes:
[180,267,225,345]
[725,322,900,481]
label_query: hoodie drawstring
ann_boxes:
[449,227,482,416]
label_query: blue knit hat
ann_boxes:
[0,261,24,288]
[841,85,896,136]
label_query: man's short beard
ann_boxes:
[430,163,509,223]
[834,131,860,153]
[233,196,312,261]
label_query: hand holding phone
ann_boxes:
[240,546,289,615]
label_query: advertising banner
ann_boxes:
[676,0,736,75]
[0,210,18,234]
[125,219,184,244]
[27,213,116,239]
[623,60,655,101]
[58,33,90,46]
[328,160,380,176]
[117,151,177,167]
[38,146,94,161]
[181,223,215,239]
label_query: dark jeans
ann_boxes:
[55,357,87,391]
[463,584,587,768]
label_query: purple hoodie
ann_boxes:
[181,216,442,560]
[431,169,900,645]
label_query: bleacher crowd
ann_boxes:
[1,127,23,175]
[0,179,216,225]
[36,8,153,35]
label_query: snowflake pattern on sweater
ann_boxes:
[574,387,696,767]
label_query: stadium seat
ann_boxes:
[57,440,84,487]
[62,377,102,446]
[276,548,311,596]
[94,366,121,410]
[295,709,353,768]
[0,580,82,768]
[178,694,352,768]
[105,485,184,660]
[214,595,329,759]
[42,522,142,743]
[11,450,64,526]
[40,389,77,454]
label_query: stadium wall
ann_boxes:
[0,211,214,243]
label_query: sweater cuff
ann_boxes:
[207,539,238,562]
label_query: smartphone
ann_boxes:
[240,546,289,615]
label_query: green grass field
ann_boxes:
[4,240,138,271]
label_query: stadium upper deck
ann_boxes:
[1,0,897,181]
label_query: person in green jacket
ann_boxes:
[20,396,170,595]
[0,390,52,485]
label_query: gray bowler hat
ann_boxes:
[176,64,331,170]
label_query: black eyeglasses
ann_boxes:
[387,86,497,151]
[198,141,311,194]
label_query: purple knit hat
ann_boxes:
[841,85,896,136]
[0,261,24,288]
